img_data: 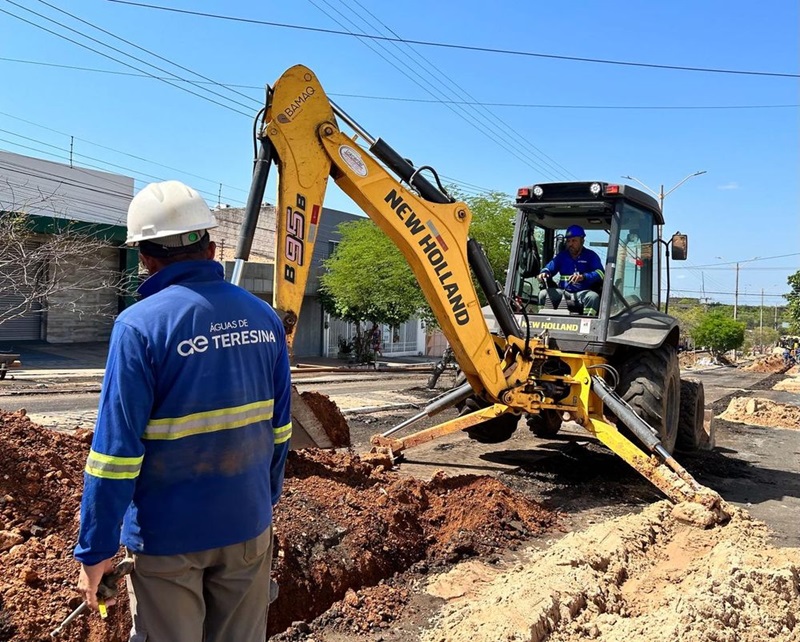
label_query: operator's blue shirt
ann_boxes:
[75,260,292,564]
[542,248,605,293]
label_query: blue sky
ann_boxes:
[1,0,798,308]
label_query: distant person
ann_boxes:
[74,180,292,641]
[538,225,605,316]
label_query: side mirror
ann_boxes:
[670,233,688,260]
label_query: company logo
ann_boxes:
[177,335,209,357]
[384,189,469,326]
[339,145,368,177]
[279,86,316,122]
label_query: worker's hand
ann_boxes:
[537,272,549,283]
[568,272,584,284]
[78,559,115,611]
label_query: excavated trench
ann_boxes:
[0,409,557,641]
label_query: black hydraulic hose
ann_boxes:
[467,239,522,340]
[590,375,672,461]
[235,139,274,262]
[370,138,452,204]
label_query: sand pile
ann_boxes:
[742,354,789,373]
[421,502,800,642]
[718,397,800,430]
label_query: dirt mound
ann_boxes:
[421,502,800,642]
[718,397,800,430]
[0,410,557,641]
[678,350,712,369]
[773,373,800,392]
[742,354,788,373]
[270,450,557,634]
[0,410,128,642]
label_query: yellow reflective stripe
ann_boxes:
[595,270,605,279]
[85,449,143,480]
[274,421,292,445]
[144,400,274,441]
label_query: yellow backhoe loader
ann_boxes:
[232,64,725,518]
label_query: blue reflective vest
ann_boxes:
[75,260,292,564]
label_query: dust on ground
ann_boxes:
[718,397,800,430]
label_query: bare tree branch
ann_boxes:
[0,188,133,327]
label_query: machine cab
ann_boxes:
[508,182,669,352]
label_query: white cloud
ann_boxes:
[718,182,739,190]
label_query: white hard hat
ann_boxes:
[126,180,218,246]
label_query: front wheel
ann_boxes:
[614,345,681,454]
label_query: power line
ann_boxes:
[0,110,251,199]
[0,130,244,206]
[0,3,253,117]
[105,0,800,79]
[305,0,567,182]
[333,0,574,180]
[669,288,788,299]
[684,253,800,268]
[4,57,798,111]
[34,0,260,108]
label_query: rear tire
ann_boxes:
[677,378,705,451]
[527,410,562,438]
[615,345,680,454]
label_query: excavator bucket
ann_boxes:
[290,387,350,450]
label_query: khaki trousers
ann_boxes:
[125,527,273,642]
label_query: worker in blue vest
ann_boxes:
[538,225,605,316]
[74,181,292,642]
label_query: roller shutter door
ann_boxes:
[0,240,44,343]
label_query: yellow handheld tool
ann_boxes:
[50,558,134,638]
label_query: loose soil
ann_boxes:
[420,502,800,642]
[2,367,800,642]
[718,397,800,430]
[0,410,556,642]
[742,354,790,373]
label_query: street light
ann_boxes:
[621,171,707,307]
[621,170,707,216]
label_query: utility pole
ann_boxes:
[734,262,739,320]
[760,288,764,354]
[621,171,707,308]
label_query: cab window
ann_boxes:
[611,203,655,315]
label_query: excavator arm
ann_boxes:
[233,65,727,519]
[262,65,508,400]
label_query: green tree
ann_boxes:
[691,311,745,358]
[320,191,518,351]
[319,219,425,361]
[456,190,517,284]
[786,270,800,334]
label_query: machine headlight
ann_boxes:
[533,185,544,197]
[590,182,602,195]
